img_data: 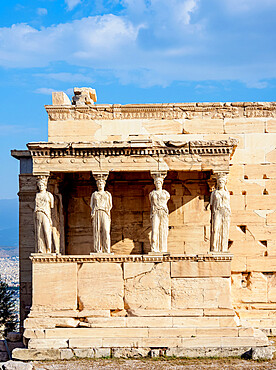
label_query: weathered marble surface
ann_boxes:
[72,87,97,106]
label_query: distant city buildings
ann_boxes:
[0,256,19,287]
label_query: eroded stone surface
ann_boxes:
[124,262,171,310]
[78,263,124,310]
[2,361,33,370]
[112,347,150,358]
[32,262,77,310]
[12,348,60,361]
[251,346,274,360]
[60,348,74,360]
[172,277,231,309]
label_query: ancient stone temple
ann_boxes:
[11,88,276,360]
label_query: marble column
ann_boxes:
[210,172,231,253]
[90,172,112,253]
[34,175,54,253]
[149,171,170,253]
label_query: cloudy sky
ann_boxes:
[0,0,275,199]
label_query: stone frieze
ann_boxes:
[45,102,276,121]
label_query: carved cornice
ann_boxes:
[26,139,237,158]
[45,102,276,121]
[30,253,232,263]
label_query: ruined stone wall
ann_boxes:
[225,120,276,325]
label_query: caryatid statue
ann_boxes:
[90,173,112,253]
[210,173,231,253]
[149,171,170,253]
[34,175,54,253]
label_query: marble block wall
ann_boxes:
[30,257,232,313]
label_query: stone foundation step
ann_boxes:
[238,309,276,319]
[12,345,274,361]
[23,327,268,349]
[236,310,276,333]
[241,318,276,329]
[24,315,239,329]
[24,326,257,340]
[28,308,235,318]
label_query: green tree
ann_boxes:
[0,275,18,337]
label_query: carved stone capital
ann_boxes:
[208,172,229,193]
[212,172,229,188]
[150,171,167,182]
[36,175,50,189]
[92,171,109,182]
[212,171,229,180]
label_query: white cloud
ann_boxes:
[37,8,48,16]
[0,0,275,87]
[0,15,138,68]
[65,0,81,11]
[246,81,268,89]
[177,0,198,24]
[35,87,55,95]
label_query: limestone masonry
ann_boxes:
[11,88,276,359]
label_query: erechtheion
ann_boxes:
[11,88,276,360]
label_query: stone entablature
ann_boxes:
[27,139,237,157]
[45,102,276,121]
[11,139,236,175]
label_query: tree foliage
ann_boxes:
[0,275,18,336]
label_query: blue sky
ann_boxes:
[0,0,275,199]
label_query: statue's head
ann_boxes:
[37,176,48,192]
[96,179,106,191]
[216,174,227,190]
[154,177,164,190]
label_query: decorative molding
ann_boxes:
[26,139,237,159]
[45,102,276,121]
[30,253,232,263]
